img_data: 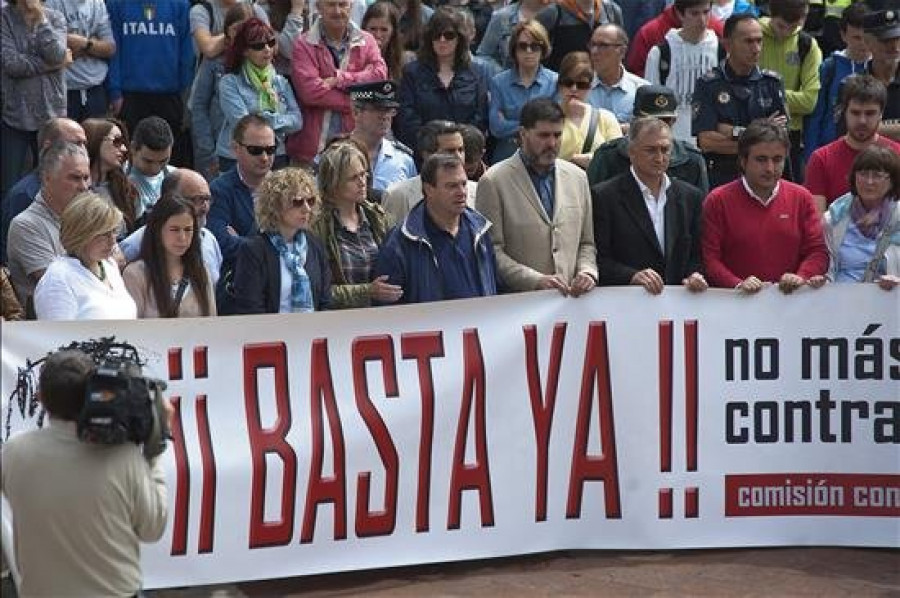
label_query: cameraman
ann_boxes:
[1,349,171,597]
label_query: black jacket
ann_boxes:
[232,232,332,314]
[592,173,704,286]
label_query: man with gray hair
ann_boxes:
[2,118,87,264]
[591,117,706,294]
[7,141,91,305]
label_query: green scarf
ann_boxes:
[243,61,280,112]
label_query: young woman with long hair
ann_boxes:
[123,194,216,317]
[81,118,140,234]
[363,1,406,81]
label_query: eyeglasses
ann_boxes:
[856,170,890,182]
[345,171,369,183]
[435,30,458,41]
[516,41,543,53]
[291,196,316,209]
[238,142,277,156]
[105,135,127,148]
[590,42,625,50]
[559,79,592,91]
[248,39,277,51]
[186,194,212,205]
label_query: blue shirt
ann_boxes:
[489,66,558,162]
[587,67,649,123]
[835,220,883,282]
[372,139,416,192]
[423,209,482,300]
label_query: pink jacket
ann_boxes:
[289,22,388,163]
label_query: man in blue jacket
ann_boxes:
[374,154,499,304]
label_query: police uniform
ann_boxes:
[347,80,417,192]
[692,62,787,188]
[864,9,900,124]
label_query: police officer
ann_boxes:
[692,13,788,188]
[347,80,417,193]
[587,85,710,194]
[863,7,900,140]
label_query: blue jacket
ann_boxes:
[216,68,302,159]
[803,50,868,160]
[489,66,558,163]
[190,56,226,174]
[397,59,488,153]
[106,0,194,101]
[207,167,255,267]
[374,202,498,304]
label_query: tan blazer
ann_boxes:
[475,153,598,291]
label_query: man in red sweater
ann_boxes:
[702,120,828,293]
[804,74,900,212]
[626,0,724,77]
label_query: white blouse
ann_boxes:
[34,257,137,321]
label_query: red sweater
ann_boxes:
[626,6,724,78]
[702,179,829,288]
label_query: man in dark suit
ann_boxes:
[591,116,707,294]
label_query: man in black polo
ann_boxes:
[863,7,900,140]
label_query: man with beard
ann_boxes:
[702,120,828,293]
[805,75,900,212]
[476,98,598,295]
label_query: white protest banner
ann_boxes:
[2,286,898,589]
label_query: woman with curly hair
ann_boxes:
[231,167,332,314]
[123,194,216,318]
[82,117,140,235]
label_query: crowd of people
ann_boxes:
[1,0,898,327]
[2,0,900,594]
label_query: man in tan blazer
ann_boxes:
[476,98,599,295]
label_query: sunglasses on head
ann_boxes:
[435,30,458,41]
[248,38,277,51]
[560,79,592,91]
[238,142,277,156]
[516,41,543,53]
[291,196,316,209]
[105,135,127,148]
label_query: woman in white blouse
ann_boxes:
[34,192,137,321]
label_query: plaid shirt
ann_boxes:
[334,207,379,285]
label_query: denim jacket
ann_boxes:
[216,68,302,159]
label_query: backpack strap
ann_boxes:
[582,108,599,154]
[657,39,671,86]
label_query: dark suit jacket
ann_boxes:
[592,173,704,286]
[232,232,332,314]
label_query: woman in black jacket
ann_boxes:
[231,167,332,314]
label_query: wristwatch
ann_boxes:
[731,125,746,140]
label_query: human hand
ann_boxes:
[537,274,570,296]
[682,271,708,293]
[876,274,900,291]
[807,275,827,289]
[225,225,238,236]
[370,275,403,303]
[737,276,767,294]
[569,272,596,297]
[631,268,664,295]
[768,112,788,127]
[778,272,805,294]
[322,76,338,89]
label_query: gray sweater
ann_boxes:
[1,5,67,131]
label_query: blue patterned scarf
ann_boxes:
[267,231,314,312]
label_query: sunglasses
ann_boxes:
[105,135,127,148]
[291,196,316,209]
[248,38,277,51]
[238,142,277,156]
[559,79,592,91]
[435,30,458,41]
[516,41,543,53]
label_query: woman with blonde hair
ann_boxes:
[557,51,622,169]
[312,142,400,308]
[123,194,216,317]
[231,167,332,314]
[34,191,136,320]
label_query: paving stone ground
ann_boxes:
[145,547,900,597]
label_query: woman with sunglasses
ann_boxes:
[556,51,621,169]
[217,17,302,173]
[397,7,488,154]
[34,191,136,321]
[817,145,900,290]
[488,20,557,164]
[312,142,401,308]
[123,194,216,318]
[82,118,140,237]
[232,167,332,314]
